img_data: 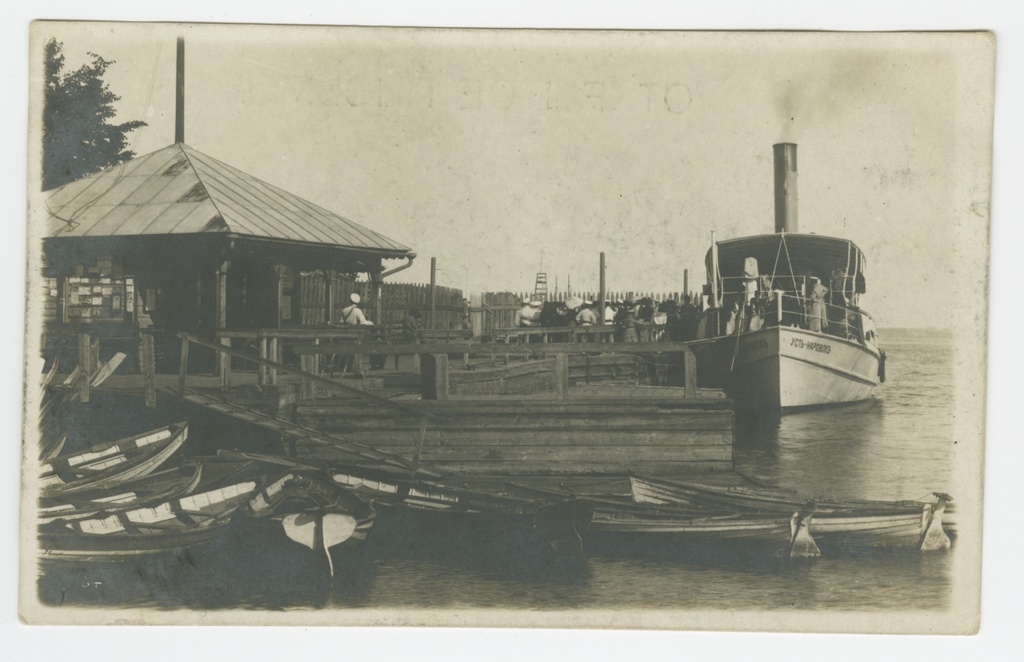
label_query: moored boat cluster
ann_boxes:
[38,418,954,585]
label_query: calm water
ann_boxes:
[38,328,956,613]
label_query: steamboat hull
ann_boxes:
[691,326,880,411]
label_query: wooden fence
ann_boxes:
[297,274,467,330]
[292,274,696,337]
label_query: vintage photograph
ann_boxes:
[19,22,993,631]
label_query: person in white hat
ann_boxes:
[338,292,373,326]
[575,300,598,326]
[332,292,374,378]
[517,299,543,327]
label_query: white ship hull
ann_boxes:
[691,326,881,411]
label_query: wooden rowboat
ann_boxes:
[629,473,928,513]
[211,450,593,578]
[245,470,376,579]
[39,463,203,525]
[629,474,951,552]
[40,423,189,498]
[506,481,819,556]
[38,477,257,561]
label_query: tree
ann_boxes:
[42,38,147,190]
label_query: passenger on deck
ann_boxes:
[807,277,828,333]
[724,298,741,335]
[829,268,851,337]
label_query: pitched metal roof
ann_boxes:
[44,143,412,254]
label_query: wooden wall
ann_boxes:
[293,398,734,475]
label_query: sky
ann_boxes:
[36,24,989,328]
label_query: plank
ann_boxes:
[290,341,699,355]
[290,428,737,448]
[403,445,733,463]
[294,445,733,475]
[294,402,735,418]
[293,414,735,434]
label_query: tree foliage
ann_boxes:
[42,38,147,190]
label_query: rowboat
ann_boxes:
[629,474,951,552]
[245,470,376,579]
[331,468,593,578]
[38,477,257,561]
[506,481,819,557]
[629,472,915,513]
[40,423,189,498]
[39,463,203,525]
[212,450,592,578]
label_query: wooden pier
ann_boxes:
[51,329,736,477]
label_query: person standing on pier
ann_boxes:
[616,300,639,342]
[575,300,598,342]
[398,308,423,372]
[517,300,542,327]
[337,293,373,377]
[576,301,598,326]
[339,293,373,326]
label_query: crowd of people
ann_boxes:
[516,295,702,342]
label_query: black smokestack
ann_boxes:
[175,37,185,144]
[773,143,798,233]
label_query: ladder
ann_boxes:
[534,272,548,301]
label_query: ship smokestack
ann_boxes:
[175,37,185,144]
[773,142,798,233]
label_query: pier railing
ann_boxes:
[165,329,699,402]
[51,325,704,411]
[174,332,442,422]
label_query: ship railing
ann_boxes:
[729,292,873,345]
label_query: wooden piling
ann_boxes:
[684,348,697,398]
[269,336,279,385]
[140,332,156,408]
[178,332,190,399]
[258,337,268,385]
[555,353,570,399]
[77,333,92,403]
[421,353,449,400]
[429,257,437,329]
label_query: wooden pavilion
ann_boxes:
[40,142,414,370]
